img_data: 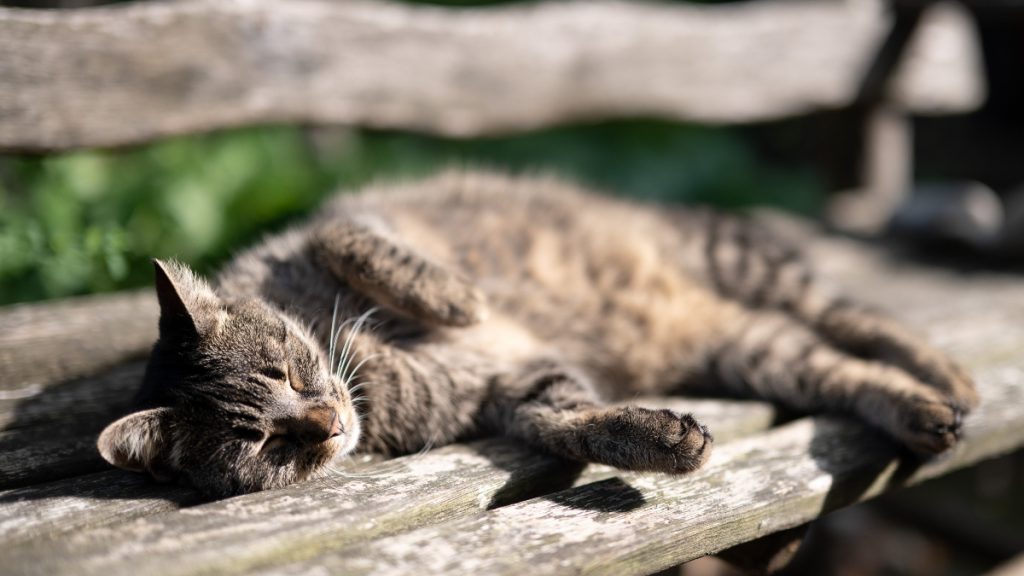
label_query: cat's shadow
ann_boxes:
[0,362,204,506]
[468,440,647,513]
[805,416,925,514]
[474,410,929,521]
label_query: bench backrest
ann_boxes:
[0,0,983,152]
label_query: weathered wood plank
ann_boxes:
[0,472,201,546]
[0,292,155,392]
[0,427,107,490]
[0,397,775,550]
[255,366,1024,576]
[3,364,1019,576]
[0,450,383,547]
[0,361,143,431]
[0,0,982,152]
[0,363,144,489]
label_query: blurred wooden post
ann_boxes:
[829,1,986,234]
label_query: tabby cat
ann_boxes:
[97,170,977,497]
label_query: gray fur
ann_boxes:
[97,170,976,497]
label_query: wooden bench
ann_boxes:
[1,1,1020,574]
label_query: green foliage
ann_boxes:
[0,121,822,305]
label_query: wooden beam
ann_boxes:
[0,0,982,152]
[0,397,776,545]
[256,371,1023,576]
[0,293,155,392]
[2,368,1019,575]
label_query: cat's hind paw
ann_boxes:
[896,399,966,455]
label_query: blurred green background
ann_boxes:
[0,122,824,305]
[0,0,825,305]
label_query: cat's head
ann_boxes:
[97,260,360,497]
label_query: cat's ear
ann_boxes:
[97,408,172,473]
[153,259,223,338]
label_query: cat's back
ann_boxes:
[323,170,685,279]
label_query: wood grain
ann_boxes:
[3,367,1020,576]
[0,362,144,489]
[0,292,155,392]
[0,0,982,152]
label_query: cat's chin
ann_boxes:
[331,430,360,458]
[325,413,361,462]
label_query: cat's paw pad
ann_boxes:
[598,407,713,474]
[899,400,965,455]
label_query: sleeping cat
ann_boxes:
[97,170,977,497]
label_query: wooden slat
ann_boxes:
[3,368,1020,576]
[0,361,143,431]
[258,369,1023,576]
[0,0,982,152]
[0,362,142,489]
[0,472,201,546]
[0,398,775,547]
[0,292,155,392]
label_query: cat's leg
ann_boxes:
[492,359,713,474]
[310,217,487,327]
[711,310,965,454]
[697,213,977,409]
[800,298,977,409]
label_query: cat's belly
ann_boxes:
[475,249,743,398]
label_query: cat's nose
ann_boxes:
[296,407,342,444]
[329,412,344,438]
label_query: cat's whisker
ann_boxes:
[328,294,341,372]
[329,316,361,375]
[412,430,438,459]
[335,307,378,382]
[343,354,382,389]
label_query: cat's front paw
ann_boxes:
[590,407,713,474]
[434,280,489,326]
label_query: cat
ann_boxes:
[97,170,977,497]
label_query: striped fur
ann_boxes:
[99,170,976,496]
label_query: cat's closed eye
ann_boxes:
[257,366,287,382]
[233,426,266,443]
[255,365,306,392]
